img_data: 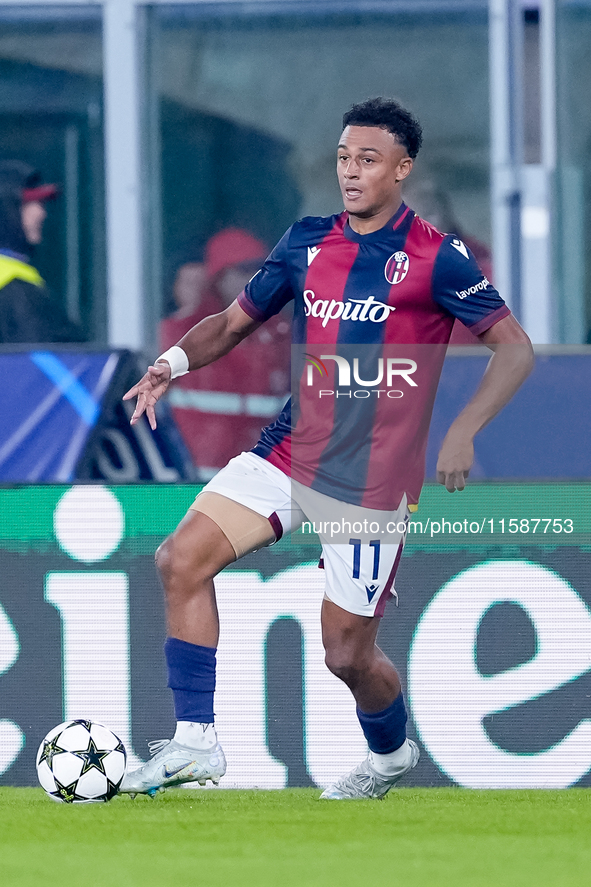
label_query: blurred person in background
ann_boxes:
[403,177,493,344]
[160,228,290,479]
[167,261,208,320]
[0,160,82,344]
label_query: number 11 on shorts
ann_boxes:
[349,539,381,581]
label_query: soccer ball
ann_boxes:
[36,720,126,803]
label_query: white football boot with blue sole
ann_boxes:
[119,739,226,797]
[319,739,419,800]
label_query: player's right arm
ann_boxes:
[177,300,261,368]
[123,301,260,429]
[124,226,295,429]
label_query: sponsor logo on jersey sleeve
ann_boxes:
[456,277,491,300]
[385,251,409,285]
[450,238,470,259]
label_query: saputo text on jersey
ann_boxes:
[303,290,396,326]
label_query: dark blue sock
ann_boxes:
[356,692,407,754]
[165,637,216,723]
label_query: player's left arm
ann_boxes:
[436,313,534,492]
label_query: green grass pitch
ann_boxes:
[1,787,589,886]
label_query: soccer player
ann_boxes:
[121,97,534,799]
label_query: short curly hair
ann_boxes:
[342,97,423,159]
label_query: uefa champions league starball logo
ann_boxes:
[385,251,409,285]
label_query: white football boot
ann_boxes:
[319,739,419,800]
[119,738,226,798]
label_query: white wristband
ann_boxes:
[155,345,190,379]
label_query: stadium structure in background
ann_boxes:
[0,348,195,483]
[1,482,590,790]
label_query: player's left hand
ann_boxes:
[436,434,474,492]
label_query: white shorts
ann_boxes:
[199,451,408,618]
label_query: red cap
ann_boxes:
[205,228,268,280]
[22,183,60,202]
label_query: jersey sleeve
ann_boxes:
[432,235,510,336]
[238,227,295,323]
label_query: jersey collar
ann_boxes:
[343,202,413,244]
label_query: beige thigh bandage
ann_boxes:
[190,491,277,559]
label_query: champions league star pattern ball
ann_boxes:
[36,720,126,803]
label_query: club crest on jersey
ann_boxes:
[385,251,409,285]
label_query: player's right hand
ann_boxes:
[123,361,172,430]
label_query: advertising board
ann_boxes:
[1,483,590,789]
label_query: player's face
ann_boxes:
[21,200,47,245]
[337,126,412,230]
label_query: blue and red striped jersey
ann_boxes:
[238,204,509,509]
